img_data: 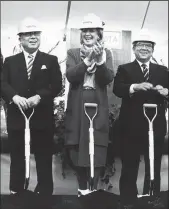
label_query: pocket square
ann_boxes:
[41,65,47,70]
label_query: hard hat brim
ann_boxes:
[132,40,156,45]
[17,30,42,35]
[80,26,104,30]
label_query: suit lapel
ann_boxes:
[130,60,145,82]
[18,52,28,81]
[149,62,158,85]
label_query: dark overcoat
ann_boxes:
[65,48,114,165]
[113,60,168,140]
[1,51,62,131]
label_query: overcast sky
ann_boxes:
[1,1,168,65]
[1,1,168,32]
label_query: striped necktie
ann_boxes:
[27,54,34,79]
[141,63,149,81]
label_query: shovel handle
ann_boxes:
[143,103,157,126]
[149,130,154,180]
[84,103,98,190]
[18,106,34,190]
[84,103,98,128]
[89,128,94,178]
[143,104,157,108]
[84,103,98,108]
[18,106,34,121]
[25,127,31,188]
[143,103,157,197]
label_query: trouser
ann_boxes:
[75,166,102,190]
[8,129,54,195]
[119,135,165,204]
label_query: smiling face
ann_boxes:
[81,28,100,47]
[19,31,41,53]
[133,41,154,63]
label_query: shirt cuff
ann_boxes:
[10,95,18,104]
[36,94,41,100]
[129,84,136,94]
[83,58,92,67]
[163,88,169,99]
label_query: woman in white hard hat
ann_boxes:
[65,13,114,196]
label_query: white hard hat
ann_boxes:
[80,13,104,29]
[132,28,156,45]
[17,17,42,35]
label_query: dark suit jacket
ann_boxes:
[1,50,62,130]
[1,48,3,73]
[113,60,168,139]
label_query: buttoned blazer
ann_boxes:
[1,51,62,130]
[113,60,168,138]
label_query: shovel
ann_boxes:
[19,106,34,190]
[84,103,98,191]
[138,103,157,198]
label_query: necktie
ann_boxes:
[27,54,34,79]
[141,63,149,81]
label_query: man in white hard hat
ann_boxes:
[113,29,168,209]
[1,17,62,206]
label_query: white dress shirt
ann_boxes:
[22,49,38,68]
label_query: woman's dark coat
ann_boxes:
[65,48,114,163]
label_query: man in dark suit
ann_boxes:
[1,17,62,198]
[113,29,168,209]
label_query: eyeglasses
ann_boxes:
[135,42,153,49]
[21,31,41,37]
[81,28,97,33]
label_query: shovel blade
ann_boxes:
[150,180,155,196]
[24,177,30,190]
[89,177,94,191]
